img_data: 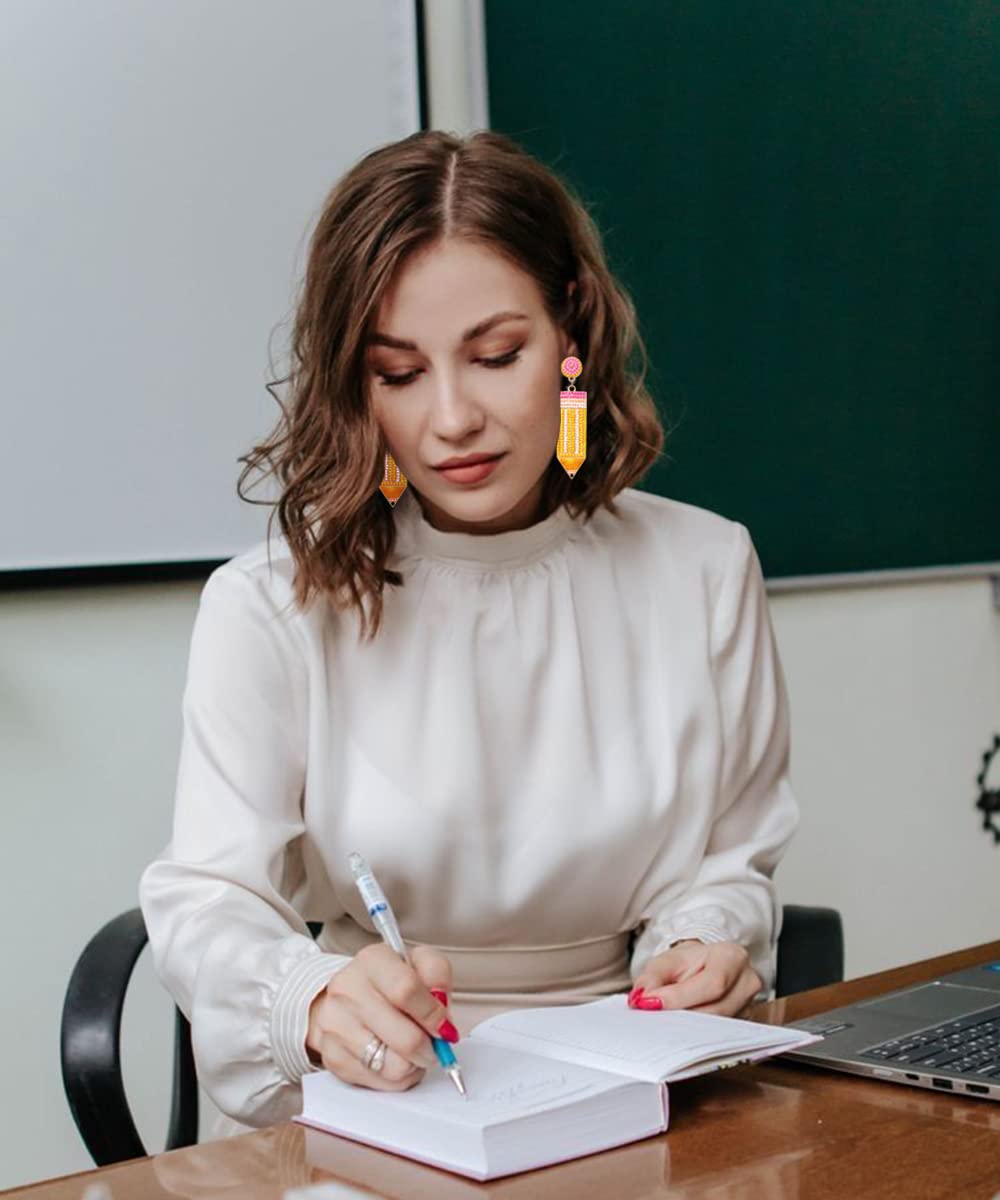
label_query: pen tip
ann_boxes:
[450,1067,467,1097]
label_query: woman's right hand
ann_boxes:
[305,943,460,1091]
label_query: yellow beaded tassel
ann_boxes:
[379,451,407,506]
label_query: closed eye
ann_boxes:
[375,347,522,389]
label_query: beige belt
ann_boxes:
[319,916,635,1028]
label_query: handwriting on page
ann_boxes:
[376,1042,625,1124]
[484,1074,570,1107]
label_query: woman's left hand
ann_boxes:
[629,939,763,1017]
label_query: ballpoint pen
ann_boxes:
[348,852,467,1097]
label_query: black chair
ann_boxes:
[774,903,844,999]
[59,910,325,1167]
[61,903,844,1167]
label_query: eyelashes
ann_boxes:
[375,347,523,389]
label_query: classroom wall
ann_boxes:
[2,1,998,1189]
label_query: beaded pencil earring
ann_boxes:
[556,356,587,478]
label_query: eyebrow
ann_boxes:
[366,310,530,351]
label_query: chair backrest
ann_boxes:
[60,908,198,1166]
[775,904,844,998]
[61,904,844,1166]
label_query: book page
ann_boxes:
[302,1040,636,1132]
[471,994,822,1083]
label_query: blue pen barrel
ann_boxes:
[432,1036,457,1068]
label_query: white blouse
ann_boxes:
[139,486,799,1129]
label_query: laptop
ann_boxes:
[780,958,1000,1100]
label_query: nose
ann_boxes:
[427,366,486,441]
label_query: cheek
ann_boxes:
[374,404,424,467]
[368,385,383,426]
[505,360,560,428]
[371,389,403,438]
[528,392,562,448]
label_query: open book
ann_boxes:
[295,994,822,1181]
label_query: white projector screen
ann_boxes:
[1,0,420,571]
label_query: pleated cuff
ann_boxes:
[270,950,352,1083]
[648,922,732,958]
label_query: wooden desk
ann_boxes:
[7,941,1000,1200]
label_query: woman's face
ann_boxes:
[366,238,577,533]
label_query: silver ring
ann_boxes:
[361,1035,387,1073]
[370,1041,387,1073]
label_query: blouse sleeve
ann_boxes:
[139,563,351,1128]
[629,522,800,999]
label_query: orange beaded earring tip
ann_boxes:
[557,356,587,478]
[379,451,407,506]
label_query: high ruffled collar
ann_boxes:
[388,489,580,571]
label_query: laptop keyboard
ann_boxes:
[859,1003,1000,1077]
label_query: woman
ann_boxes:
[139,129,799,1136]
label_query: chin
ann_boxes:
[418,477,539,530]
[428,489,515,520]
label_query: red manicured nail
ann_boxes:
[636,996,663,1011]
[628,987,645,1006]
[437,1019,461,1043]
[430,988,449,1006]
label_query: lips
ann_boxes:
[434,453,503,470]
[435,454,505,485]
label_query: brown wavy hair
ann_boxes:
[237,129,665,641]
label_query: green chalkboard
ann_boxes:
[484,1,999,577]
